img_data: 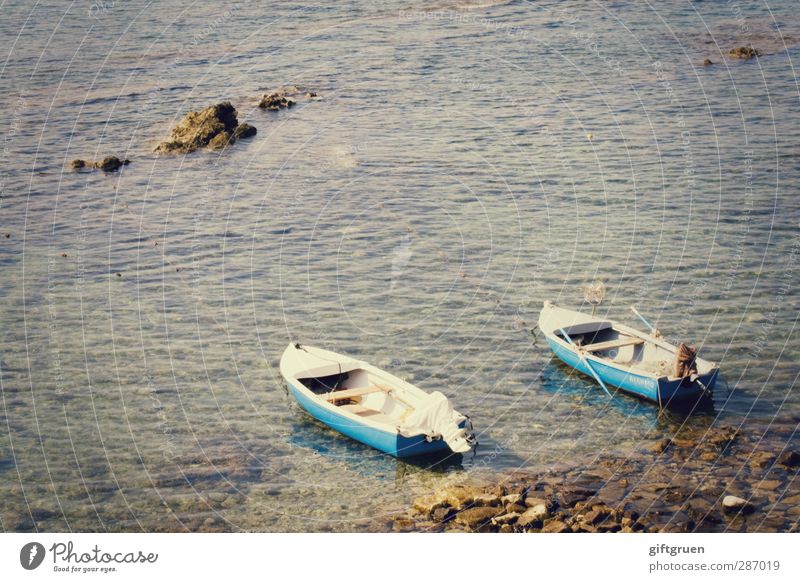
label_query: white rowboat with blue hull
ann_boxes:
[280,343,476,458]
[538,301,719,405]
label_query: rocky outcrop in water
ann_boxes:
[258,86,319,110]
[390,421,800,533]
[259,93,295,110]
[70,156,130,172]
[154,102,257,154]
[729,46,761,59]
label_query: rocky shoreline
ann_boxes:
[392,419,800,533]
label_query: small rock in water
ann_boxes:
[491,512,520,526]
[501,493,523,506]
[70,156,129,172]
[671,438,697,449]
[506,503,527,514]
[703,58,713,66]
[558,486,593,507]
[233,123,257,140]
[454,506,503,530]
[208,131,233,150]
[431,506,453,523]
[582,507,611,525]
[650,438,671,454]
[749,451,775,468]
[473,493,501,507]
[259,93,295,110]
[722,495,752,513]
[412,494,444,517]
[95,156,130,172]
[438,484,483,510]
[755,479,782,491]
[517,504,549,528]
[525,496,550,509]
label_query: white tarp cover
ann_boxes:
[399,391,471,453]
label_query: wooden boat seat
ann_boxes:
[322,385,416,422]
[320,385,385,402]
[339,404,396,424]
[583,337,645,353]
[340,403,373,415]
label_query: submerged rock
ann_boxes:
[400,421,798,533]
[69,156,130,172]
[431,506,453,523]
[454,506,503,530]
[491,512,520,526]
[777,450,800,468]
[258,86,319,110]
[722,495,752,513]
[412,494,445,517]
[155,102,255,154]
[755,479,782,491]
[517,504,549,528]
[582,506,611,526]
[650,438,671,453]
[233,123,257,140]
[96,156,130,172]
[501,493,523,506]
[729,46,760,59]
[558,486,594,507]
[524,496,551,509]
[749,451,774,468]
[437,484,482,510]
[472,493,501,507]
[207,131,233,150]
[258,93,295,110]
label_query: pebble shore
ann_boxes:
[390,418,800,533]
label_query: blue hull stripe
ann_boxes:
[287,383,452,458]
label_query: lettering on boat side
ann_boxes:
[628,375,654,388]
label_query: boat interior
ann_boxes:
[555,322,704,377]
[299,370,416,425]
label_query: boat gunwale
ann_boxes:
[280,345,435,438]
[540,305,718,382]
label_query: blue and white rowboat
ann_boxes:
[538,301,719,405]
[280,343,476,458]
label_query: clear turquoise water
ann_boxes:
[0,0,798,532]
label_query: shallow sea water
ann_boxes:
[0,0,798,531]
